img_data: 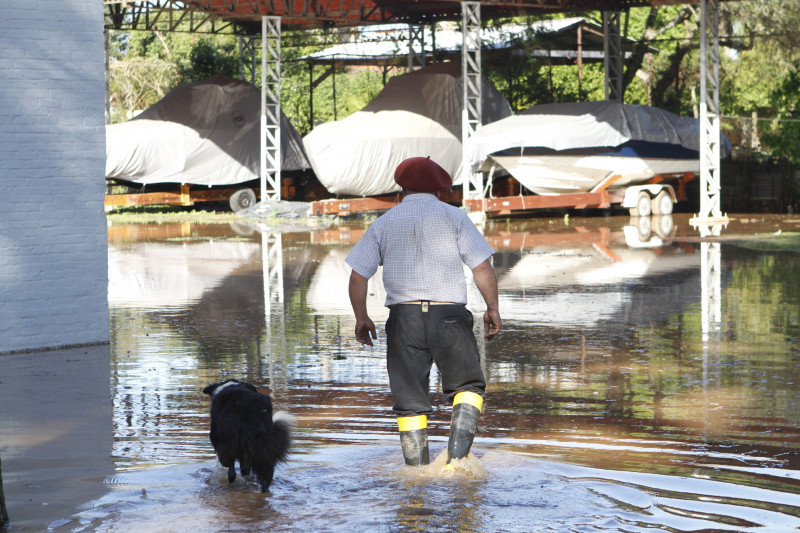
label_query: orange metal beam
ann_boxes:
[310,190,462,216]
[463,190,624,216]
[308,174,695,218]
[310,195,402,216]
[105,187,250,208]
[105,191,194,208]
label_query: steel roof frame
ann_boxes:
[104,0,693,33]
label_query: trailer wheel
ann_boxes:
[629,191,652,217]
[651,190,673,215]
[229,188,256,212]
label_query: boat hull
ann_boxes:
[490,153,699,196]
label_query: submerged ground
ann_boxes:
[2,212,800,532]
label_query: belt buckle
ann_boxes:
[421,300,429,312]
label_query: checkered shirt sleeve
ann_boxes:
[345,194,494,306]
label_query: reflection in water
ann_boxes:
[80,216,800,531]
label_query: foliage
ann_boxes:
[760,71,800,164]
[108,56,176,122]
[107,29,242,122]
[182,38,239,82]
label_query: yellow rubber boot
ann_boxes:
[397,415,430,466]
[446,391,483,464]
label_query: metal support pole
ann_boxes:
[408,24,426,71]
[431,22,438,63]
[261,16,282,202]
[238,35,257,85]
[603,11,623,102]
[577,24,583,101]
[461,1,483,207]
[692,0,727,224]
[309,63,314,128]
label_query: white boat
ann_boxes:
[106,74,310,187]
[472,101,731,199]
[302,62,512,197]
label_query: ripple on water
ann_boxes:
[63,444,800,533]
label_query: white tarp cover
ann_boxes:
[303,62,512,197]
[471,100,733,167]
[105,74,309,186]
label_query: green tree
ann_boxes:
[108,56,176,122]
[179,37,239,83]
[762,71,800,165]
[107,29,241,122]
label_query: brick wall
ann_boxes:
[0,1,109,353]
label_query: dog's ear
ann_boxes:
[202,383,218,396]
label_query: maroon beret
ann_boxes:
[394,156,453,192]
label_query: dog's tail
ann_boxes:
[270,411,294,463]
[249,410,294,492]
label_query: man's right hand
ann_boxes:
[349,270,377,346]
[483,308,501,340]
[355,317,377,346]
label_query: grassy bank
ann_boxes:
[106,205,244,224]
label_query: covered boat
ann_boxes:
[471,101,731,197]
[302,62,512,197]
[105,74,310,187]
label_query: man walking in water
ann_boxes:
[346,156,501,468]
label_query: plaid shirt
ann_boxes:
[345,193,494,307]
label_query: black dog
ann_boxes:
[202,379,292,492]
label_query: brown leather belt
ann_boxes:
[397,300,462,305]
[396,300,464,312]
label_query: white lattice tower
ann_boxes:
[461,1,483,203]
[693,0,727,224]
[408,24,425,71]
[260,16,281,201]
[603,11,623,102]
[238,35,258,85]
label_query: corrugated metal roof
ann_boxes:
[300,17,646,65]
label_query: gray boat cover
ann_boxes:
[471,100,730,169]
[302,62,512,197]
[105,74,310,186]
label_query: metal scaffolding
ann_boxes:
[238,35,258,86]
[261,16,282,202]
[408,24,426,71]
[461,1,483,204]
[603,11,623,102]
[693,0,727,224]
[104,1,730,218]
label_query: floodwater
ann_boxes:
[4,212,800,532]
